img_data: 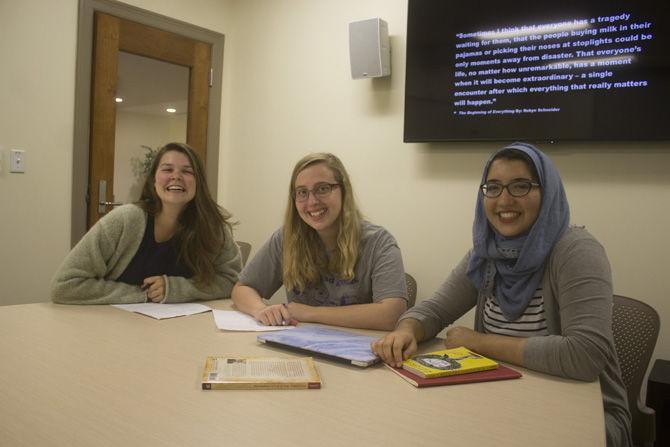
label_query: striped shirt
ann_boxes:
[483,288,549,337]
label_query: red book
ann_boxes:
[386,362,522,388]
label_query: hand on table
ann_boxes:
[371,328,418,368]
[253,304,298,326]
[444,326,478,349]
[142,276,165,302]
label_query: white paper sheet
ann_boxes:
[212,309,295,332]
[112,302,211,320]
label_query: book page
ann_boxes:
[212,309,295,332]
[112,303,211,320]
[211,357,314,381]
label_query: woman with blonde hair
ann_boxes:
[51,142,241,304]
[232,152,407,330]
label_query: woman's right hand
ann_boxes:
[371,325,419,368]
[253,304,294,326]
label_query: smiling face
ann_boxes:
[154,150,196,211]
[294,162,343,247]
[483,158,541,237]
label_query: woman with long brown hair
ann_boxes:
[232,152,407,330]
[51,142,241,304]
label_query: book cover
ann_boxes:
[387,362,522,388]
[402,346,498,378]
[201,356,322,390]
[257,326,379,367]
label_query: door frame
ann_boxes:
[72,0,225,246]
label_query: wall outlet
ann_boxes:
[10,149,25,173]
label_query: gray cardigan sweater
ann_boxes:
[401,226,632,447]
[51,204,241,304]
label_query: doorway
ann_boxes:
[72,0,224,243]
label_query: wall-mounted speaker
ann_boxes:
[348,18,390,79]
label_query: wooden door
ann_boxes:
[88,12,211,228]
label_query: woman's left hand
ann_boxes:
[444,326,479,349]
[444,325,527,366]
[142,276,166,302]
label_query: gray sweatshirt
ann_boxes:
[51,204,241,304]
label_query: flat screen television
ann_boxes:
[404,0,670,142]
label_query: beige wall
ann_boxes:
[0,0,78,304]
[0,0,667,376]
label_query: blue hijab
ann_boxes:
[466,142,570,321]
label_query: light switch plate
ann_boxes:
[10,149,25,173]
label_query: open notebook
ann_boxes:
[257,326,380,367]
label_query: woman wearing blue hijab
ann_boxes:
[373,143,632,447]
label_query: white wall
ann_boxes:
[0,0,78,304]
[0,0,667,382]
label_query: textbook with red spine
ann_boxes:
[386,362,522,388]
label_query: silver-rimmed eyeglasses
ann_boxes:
[480,180,540,198]
[294,183,340,202]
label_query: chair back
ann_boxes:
[612,294,660,446]
[236,241,252,267]
[404,273,417,308]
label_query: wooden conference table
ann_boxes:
[0,301,605,447]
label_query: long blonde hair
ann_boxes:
[282,153,363,292]
[137,142,233,287]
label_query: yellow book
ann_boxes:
[201,355,322,390]
[402,347,498,379]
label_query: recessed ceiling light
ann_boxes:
[115,97,123,103]
[166,108,177,113]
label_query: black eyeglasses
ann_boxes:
[294,183,340,202]
[480,180,540,198]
